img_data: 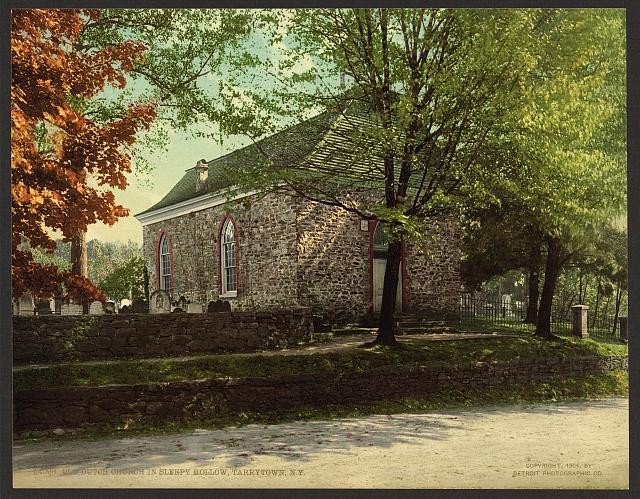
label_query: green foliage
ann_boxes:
[553,225,628,318]
[27,244,71,272]
[75,9,260,180]
[497,9,627,240]
[49,238,142,289]
[97,255,145,302]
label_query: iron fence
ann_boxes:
[457,294,619,338]
[588,313,623,341]
[459,294,534,333]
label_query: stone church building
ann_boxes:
[135,110,462,324]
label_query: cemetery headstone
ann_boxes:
[89,300,104,315]
[207,299,232,313]
[187,302,204,313]
[18,294,35,315]
[36,299,53,315]
[177,295,188,311]
[54,297,63,315]
[149,289,171,314]
[61,303,83,315]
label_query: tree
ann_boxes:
[461,198,545,323]
[72,9,258,177]
[17,10,258,297]
[217,9,572,345]
[98,256,146,302]
[500,10,627,337]
[11,9,156,301]
[462,9,625,337]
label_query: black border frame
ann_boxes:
[1,1,637,498]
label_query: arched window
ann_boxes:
[221,218,237,294]
[373,222,388,259]
[159,233,171,291]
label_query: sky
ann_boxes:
[84,10,309,246]
[85,129,248,245]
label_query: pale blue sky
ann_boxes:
[85,127,250,245]
[85,12,316,245]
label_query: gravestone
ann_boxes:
[18,294,35,315]
[61,303,83,315]
[207,299,231,313]
[89,301,104,315]
[131,298,149,313]
[104,301,116,314]
[171,307,185,313]
[149,290,171,314]
[36,299,53,315]
[177,296,188,311]
[187,302,204,313]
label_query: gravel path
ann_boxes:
[13,398,628,489]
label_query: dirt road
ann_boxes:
[13,398,628,489]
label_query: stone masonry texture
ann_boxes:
[12,310,313,364]
[142,192,462,324]
[14,355,628,431]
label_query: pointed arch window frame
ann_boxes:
[156,230,174,292]
[219,216,239,296]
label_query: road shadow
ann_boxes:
[12,398,627,474]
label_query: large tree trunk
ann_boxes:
[376,238,403,345]
[525,245,542,324]
[535,237,562,338]
[70,230,89,313]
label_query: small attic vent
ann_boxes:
[195,159,208,192]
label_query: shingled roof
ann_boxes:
[136,110,342,216]
[137,99,452,217]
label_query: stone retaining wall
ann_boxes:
[13,355,627,431]
[13,309,314,364]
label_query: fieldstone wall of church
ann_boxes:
[295,199,371,323]
[142,191,462,323]
[142,193,300,310]
[404,216,462,318]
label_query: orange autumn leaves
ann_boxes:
[12,9,156,300]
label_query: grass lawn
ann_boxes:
[14,333,627,392]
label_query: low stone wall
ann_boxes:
[13,355,627,431]
[13,309,314,364]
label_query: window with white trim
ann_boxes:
[159,234,171,291]
[221,219,237,294]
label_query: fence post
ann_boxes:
[571,305,589,339]
[618,316,628,343]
